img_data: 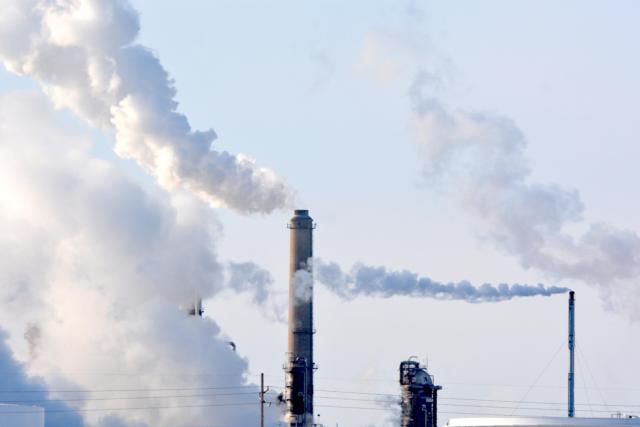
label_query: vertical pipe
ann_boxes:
[433,388,438,427]
[188,298,203,317]
[568,291,576,418]
[260,373,265,427]
[286,210,314,426]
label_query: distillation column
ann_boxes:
[285,210,315,427]
[400,359,442,427]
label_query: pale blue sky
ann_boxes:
[122,0,640,424]
[2,1,639,425]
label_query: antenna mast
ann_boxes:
[568,291,575,418]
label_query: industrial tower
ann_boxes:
[285,210,315,426]
[400,359,442,427]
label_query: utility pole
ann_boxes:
[260,373,269,427]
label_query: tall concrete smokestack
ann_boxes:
[285,209,315,427]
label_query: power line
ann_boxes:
[313,384,640,409]
[0,391,259,405]
[7,371,639,391]
[2,383,639,415]
[314,396,632,414]
[255,372,640,392]
[0,401,257,415]
[310,387,640,409]
[316,396,632,414]
[313,376,638,392]
[0,372,253,378]
[3,390,638,412]
[316,405,583,418]
[0,385,258,394]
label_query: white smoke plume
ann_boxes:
[224,262,287,322]
[409,72,640,317]
[225,262,274,307]
[292,269,314,302]
[0,329,84,427]
[354,4,640,317]
[0,0,294,214]
[314,259,568,303]
[223,262,316,320]
[0,91,280,426]
[232,257,568,305]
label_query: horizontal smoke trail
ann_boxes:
[314,260,569,303]
[225,259,568,305]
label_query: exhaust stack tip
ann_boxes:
[289,210,313,230]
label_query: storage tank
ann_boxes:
[0,404,44,427]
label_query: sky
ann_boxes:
[0,1,639,426]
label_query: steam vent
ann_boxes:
[400,359,442,427]
[285,210,315,427]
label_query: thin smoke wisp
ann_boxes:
[409,71,640,317]
[354,19,640,318]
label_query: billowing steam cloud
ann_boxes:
[0,0,294,214]
[0,329,84,427]
[408,73,640,316]
[314,260,568,302]
[0,91,278,426]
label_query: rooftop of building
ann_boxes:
[448,417,640,427]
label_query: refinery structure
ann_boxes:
[400,359,442,427]
[279,209,444,427]
[279,209,446,427]
[10,210,640,427]
[278,209,640,427]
